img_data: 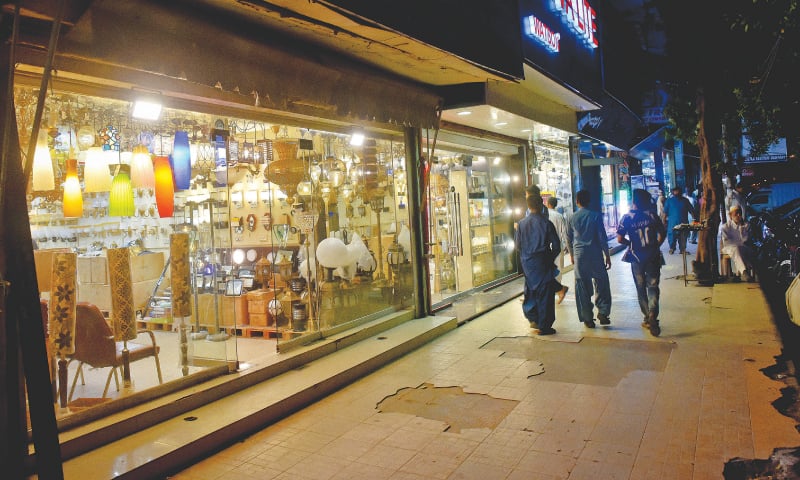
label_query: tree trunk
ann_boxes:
[693,90,726,283]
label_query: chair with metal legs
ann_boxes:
[68,302,163,402]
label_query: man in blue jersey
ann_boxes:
[616,189,667,337]
[516,193,561,335]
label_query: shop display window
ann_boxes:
[16,82,413,423]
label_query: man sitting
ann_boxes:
[719,205,755,282]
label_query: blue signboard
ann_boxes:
[520,0,604,104]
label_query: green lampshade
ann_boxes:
[109,164,134,217]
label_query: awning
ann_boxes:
[629,126,669,159]
[14,0,443,129]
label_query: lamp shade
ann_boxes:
[32,130,55,191]
[107,247,137,342]
[109,165,135,217]
[172,130,191,190]
[62,158,83,217]
[316,237,350,268]
[130,144,155,188]
[49,252,77,356]
[154,155,174,218]
[83,146,112,192]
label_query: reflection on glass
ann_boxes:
[272,223,290,248]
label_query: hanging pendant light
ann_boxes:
[172,130,191,191]
[109,165,135,217]
[83,146,112,192]
[154,155,174,218]
[32,130,55,191]
[62,158,83,217]
[130,144,155,188]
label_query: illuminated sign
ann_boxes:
[551,0,598,50]
[524,15,560,53]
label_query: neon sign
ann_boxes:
[551,0,598,50]
[524,15,560,53]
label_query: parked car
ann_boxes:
[747,182,800,215]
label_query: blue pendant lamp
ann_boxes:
[172,130,191,190]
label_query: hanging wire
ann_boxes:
[756,35,782,96]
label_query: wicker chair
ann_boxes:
[68,302,163,401]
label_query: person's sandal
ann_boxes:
[557,286,569,305]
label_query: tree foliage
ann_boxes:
[657,0,798,279]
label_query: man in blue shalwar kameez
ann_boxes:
[516,194,561,335]
[567,189,612,328]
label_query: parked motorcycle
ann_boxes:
[750,197,800,288]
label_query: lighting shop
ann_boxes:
[11,2,439,426]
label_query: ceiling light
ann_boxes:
[457,111,472,116]
[132,99,162,121]
[349,128,365,147]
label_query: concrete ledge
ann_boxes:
[58,315,457,479]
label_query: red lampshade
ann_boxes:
[154,155,174,218]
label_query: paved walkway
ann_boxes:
[168,247,800,480]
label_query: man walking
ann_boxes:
[516,194,560,335]
[663,186,694,254]
[523,185,568,304]
[617,189,667,337]
[546,196,569,304]
[567,190,612,328]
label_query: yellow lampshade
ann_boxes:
[32,130,55,191]
[62,158,83,217]
[109,165,134,217]
[130,144,155,188]
[83,147,112,192]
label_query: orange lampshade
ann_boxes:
[109,165,134,217]
[62,158,83,217]
[130,144,155,188]
[154,155,174,218]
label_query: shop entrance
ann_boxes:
[427,150,516,307]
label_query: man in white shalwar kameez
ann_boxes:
[719,205,755,282]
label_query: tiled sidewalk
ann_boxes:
[169,249,799,480]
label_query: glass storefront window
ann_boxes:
[427,149,517,306]
[15,81,413,423]
[532,142,573,210]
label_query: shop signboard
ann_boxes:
[520,0,604,104]
[576,92,644,150]
[742,135,788,163]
